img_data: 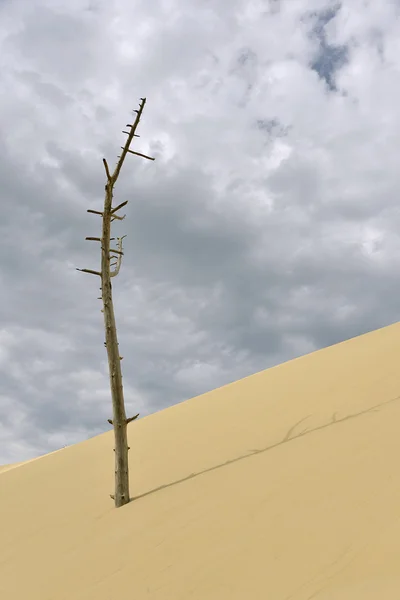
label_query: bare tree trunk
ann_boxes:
[77,97,155,507]
[101,181,130,507]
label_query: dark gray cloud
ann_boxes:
[308,4,348,90]
[1,0,400,463]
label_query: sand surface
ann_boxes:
[1,321,400,599]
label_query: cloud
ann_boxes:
[1,0,400,462]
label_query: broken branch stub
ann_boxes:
[76,268,101,277]
[102,158,111,181]
[108,414,139,426]
[111,200,128,214]
[124,148,155,161]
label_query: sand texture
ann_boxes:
[1,321,400,599]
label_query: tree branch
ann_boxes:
[127,414,139,424]
[111,200,128,214]
[76,268,101,277]
[124,148,155,161]
[102,158,111,181]
[111,98,147,182]
[110,236,127,278]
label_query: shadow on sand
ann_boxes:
[130,392,400,503]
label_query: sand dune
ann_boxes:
[0,462,23,473]
[0,448,64,475]
[1,321,400,599]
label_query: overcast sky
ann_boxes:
[1,0,400,463]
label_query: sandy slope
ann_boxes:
[0,448,64,475]
[0,462,23,473]
[1,321,400,599]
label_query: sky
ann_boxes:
[1,0,400,464]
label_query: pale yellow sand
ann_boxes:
[1,321,400,599]
[0,448,63,475]
[0,462,23,473]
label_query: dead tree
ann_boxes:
[77,97,155,507]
